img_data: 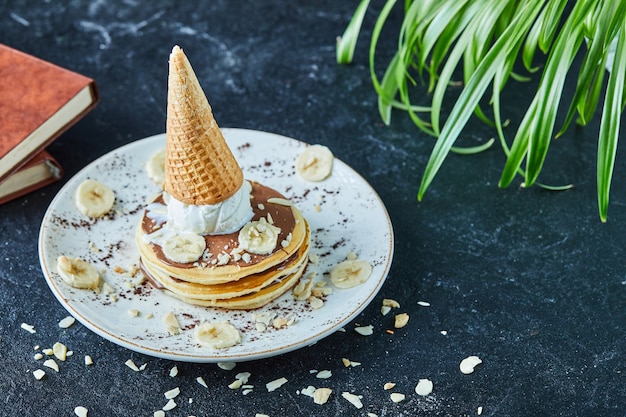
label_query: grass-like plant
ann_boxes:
[337,0,626,221]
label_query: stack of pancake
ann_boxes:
[135,46,310,310]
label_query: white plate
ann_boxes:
[38,128,393,362]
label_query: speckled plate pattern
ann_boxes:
[38,128,394,362]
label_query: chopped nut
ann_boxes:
[169,366,178,377]
[383,382,396,390]
[43,359,59,372]
[316,370,332,379]
[308,296,324,309]
[34,353,43,360]
[236,372,251,384]
[21,323,36,334]
[394,313,410,329]
[114,266,125,274]
[43,348,54,356]
[163,311,181,335]
[415,378,434,396]
[58,316,76,329]
[460,356,482,374]
[380,306,392,316]
[33,369,46,380]
[341,392,363,409]
[196,376,208,388]
[266,377,288,392]
[74,406,88,417]
[390,393,406,403]
[229,379,243,389]
[125,359,140,372]
[162,399,176,411]
[153,411,165,417]
[217,362,236,371]
[164,387,180,399]
[417,300,431,307]
[313,387,332,405]
[53,342,68,361]
[382,299,400,308]
[354,325,374,336]
[128,309,140,317]
[267,197,293,206]
[85,355,93,366]
[478,406,484,415]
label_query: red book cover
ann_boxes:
[0,149,63,204]
[0,43,98,182]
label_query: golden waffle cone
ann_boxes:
[164,45,243,205]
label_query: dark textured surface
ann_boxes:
[1,1,626,416]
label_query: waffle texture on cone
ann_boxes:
[164,45,243,205]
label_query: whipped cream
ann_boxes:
[165,181,253,235]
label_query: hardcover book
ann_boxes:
[0,150,63,204]
[0,43,98,183]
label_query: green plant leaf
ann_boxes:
[597,21,626,222]
[418,1,545,201]
[336,0,371,64]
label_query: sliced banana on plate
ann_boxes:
[74,179,115,218]
[295,144,334,182]
[238,217,281,255]
[56,256,101,289]
[146,148,166,187]
[162,232,206,263]
[195,321,241,349]
[330,259,373,289]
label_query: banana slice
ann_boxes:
[195,321,241,349]
[56,256,100,289]
[295,144,334,182]
[330,259,372,289]
[75,179,115,218]
[162,232,206,263]
[238,217,281,255]
[146,148,166,187]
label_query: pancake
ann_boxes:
[136,181,310,309]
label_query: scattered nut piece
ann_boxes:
[169,366,178,377]
[417,300,431,307]
[380,306,391,316]
[309,296,324,309]
[415,379,434,396]
[21,323,36,334]
[354,325,374,336]
[229,379,243,389]
[236,372,251,384]
[74,406,88,417]
[341,392,363,409]
[84,355,93,366]
[217,362,236,371]
[43,348,54,356]
[53,342,68,361]
[382,298,400,308]
[58,316,76,329]
[128,309,140,318]
[164,387,180,399]
[394,313,410,329]
[153,411,165,417]
[477,406,484,415]
[33,369,46,380]
[125,359,140,372]
[460,355,483,374]
[162,399,176,411]
[266,377,288,392]
[196,376,208,388]
[163,311,181,335]
[316,370,332,379]
[43,359,59,372]
[300,385,316,397]
[34,353,43,360]
[267,197,293,206]
[313,387,332,405]
[384,382,396,391]
[390,393,406,403]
